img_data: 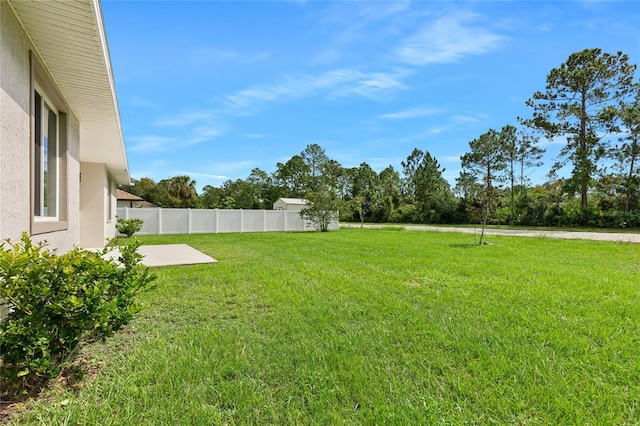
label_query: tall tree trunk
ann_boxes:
[520,157,526,200]
[626,151,636,212]
[486,166,493,213]
[580,91,588,208]
[479,203,490,245]
[510,158,515,217]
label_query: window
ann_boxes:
[31,52,68,234]
[34,90,58,219]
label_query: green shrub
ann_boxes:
[0,233,155,392]
[116,217,144,237]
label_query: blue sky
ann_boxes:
[102,1,639,191]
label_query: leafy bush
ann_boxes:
[0,234,155,392]
[116,217,144,237]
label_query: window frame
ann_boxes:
[30,52,69,235]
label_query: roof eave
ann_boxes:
[8,0,131,184]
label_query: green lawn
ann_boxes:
[8,229,640,425]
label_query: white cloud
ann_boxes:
[209,160,257,175]
[185,47,272,67]
[343,70,408,98]
[154,111,216,127]
[130,96,160,109]
[453,114,482,123]
[537,22,553,32]
[428,125,453,135]
[128,136,177,152]
[442,155,462,163]
[150,111,226,147]
[178,171,228,181]
[312,1,408,63]
[221,68,410,114]
[358,0,411,21]
[245,51,272,64]
[183,127,225,146]
[128,125,224,153]
[396,11,505,65]
[313,0,413,65]
[380,108,441,120]
[539,135,568,146]
[421,113,488,135]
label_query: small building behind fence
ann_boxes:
[273,198,309,211]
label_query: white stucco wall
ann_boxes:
[80,162,116,248]
[1,0,30,244]
[0,2,80,253]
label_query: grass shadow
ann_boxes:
[380,226,405,231]
[449,243,480,249]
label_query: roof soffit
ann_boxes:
[8,0,130,184]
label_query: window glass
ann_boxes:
[34,90,58,219]
[34,91,42,216]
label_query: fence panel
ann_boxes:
[190,209,216,234]
[160,209,189,234]
[120,208,160,235]
[286,211,305,231]
[0,301,9,322]
[265,210,285,231]
[243,210,264,232]
[217,209,242,233]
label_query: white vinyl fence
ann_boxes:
[117,208,339,235]
[0,302,9,321]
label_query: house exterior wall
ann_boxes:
[0,2,81,253]
[0,0,29,244]
[80,162,116,248]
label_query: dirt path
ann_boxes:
[341,223,640,243]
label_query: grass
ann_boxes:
[6,229,640,424]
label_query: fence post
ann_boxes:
[283,210,287,232]
[263,210,266,232]
[187,208,192,234]
[215,209,219,234]
[123,207,129,220]
[157,207,162,235]
[240,209,244,233]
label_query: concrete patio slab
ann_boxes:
[101,244,217,267]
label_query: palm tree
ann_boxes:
[166,175,198,208]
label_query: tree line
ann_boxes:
[122,48,639,228]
